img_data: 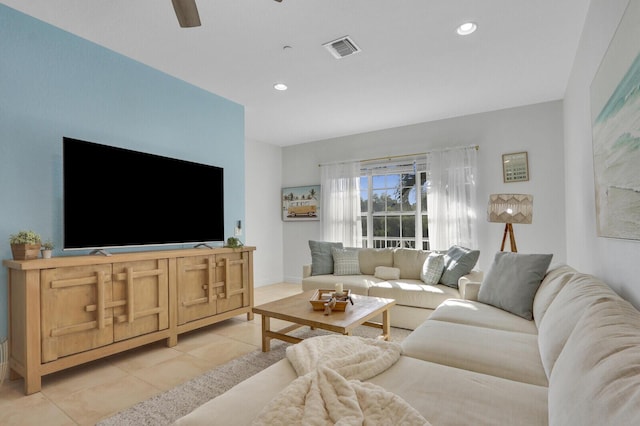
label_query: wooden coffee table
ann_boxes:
[252,290,396,352]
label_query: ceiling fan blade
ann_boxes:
[172,0,201,28]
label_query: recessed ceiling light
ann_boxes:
[456,22,477,36]
[274,83,288,91]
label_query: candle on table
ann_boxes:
[335,282,343,294]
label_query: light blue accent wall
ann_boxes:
[0,5,245,339]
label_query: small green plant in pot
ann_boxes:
[225,237,244,249]
[41,239,54,259]
[9,230,42,260]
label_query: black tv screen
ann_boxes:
[63,137,224,250]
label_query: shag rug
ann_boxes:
[97,326,411,426]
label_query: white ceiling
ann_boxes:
[2,0,591,147]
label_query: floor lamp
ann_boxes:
[487,194,533,252]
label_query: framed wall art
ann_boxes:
[502,152,529,183]
[281,185,321,221]
[590,0,640,240]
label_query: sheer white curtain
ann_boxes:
[426,146,478,250]
[320,161,362,247]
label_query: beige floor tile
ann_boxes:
[130,352,217,391]
[212,318,263,346]
[187,334,258,365]
[106,341,184,373]
[41,359,128,401]
[55,375,161,425]
[0,389,75,426]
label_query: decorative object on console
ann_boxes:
[590,0,640,241]
[224,237,243,248]
[502,151,529,182]
[9,229,42,260]
[41,239,54,259]
[487,194,533,252]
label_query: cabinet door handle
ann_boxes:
[127,267,135,323]
[97,271,106,330]
[207,257,216,304]
[224,257,230,299]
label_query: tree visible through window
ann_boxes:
[360,166,429,249]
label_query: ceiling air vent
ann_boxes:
[323,36,361,59]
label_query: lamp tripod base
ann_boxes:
[500,223,518,252]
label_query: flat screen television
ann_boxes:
[63,137,224,251]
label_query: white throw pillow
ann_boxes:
[331,247,361,276]
[374,266,401,280]
[421,253,445,285]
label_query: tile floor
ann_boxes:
[0,282,303,426]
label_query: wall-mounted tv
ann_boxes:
[63,137,224,251]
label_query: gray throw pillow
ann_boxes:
[309,240,343,275]
[332,247,361,276]
[439,245,480,288]
[478,251,553,320]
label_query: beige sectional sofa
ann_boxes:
[302,245,482,329]
[175,259,640,425]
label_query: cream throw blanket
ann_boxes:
[252,335,430,426]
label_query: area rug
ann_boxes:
[97,326,411,426]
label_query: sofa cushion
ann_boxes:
[302,274,380,296]
[429,299,538,334]
[358,248,394,275]
[478,252,553,320]
[331,247,361,275]
[369,356,549,426]
[392,248,430,280]
[368,280,459,310]
[374,266,400,280]
[532,264,577,327]
[548,297,640,426]
[402,320,547,386]
[537,273,621,378]
[439,245,480,288]
[420,252,445,285]
[309,240,343,275]
[177,355,549,426]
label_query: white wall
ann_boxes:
[281,101,567,283]
[564,0,640,308]
[245,140,284,287]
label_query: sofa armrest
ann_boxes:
[458,270,483,301]
[302,264,312,278]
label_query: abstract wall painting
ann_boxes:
[590,0,640,240]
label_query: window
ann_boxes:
[360,161,430,249]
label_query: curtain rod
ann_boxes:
[318,144,479,167]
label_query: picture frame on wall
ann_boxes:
[282,185,321,221]
[590,0,640,240]
[502,152,529,183]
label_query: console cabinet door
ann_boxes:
[176,255,221,324]
[216,251,250,314]
[40,265,114,362]
[112,259,169,342]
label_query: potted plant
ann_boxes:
[41,239,54,259]
[224,237,244,249]
[9,230,42,260]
